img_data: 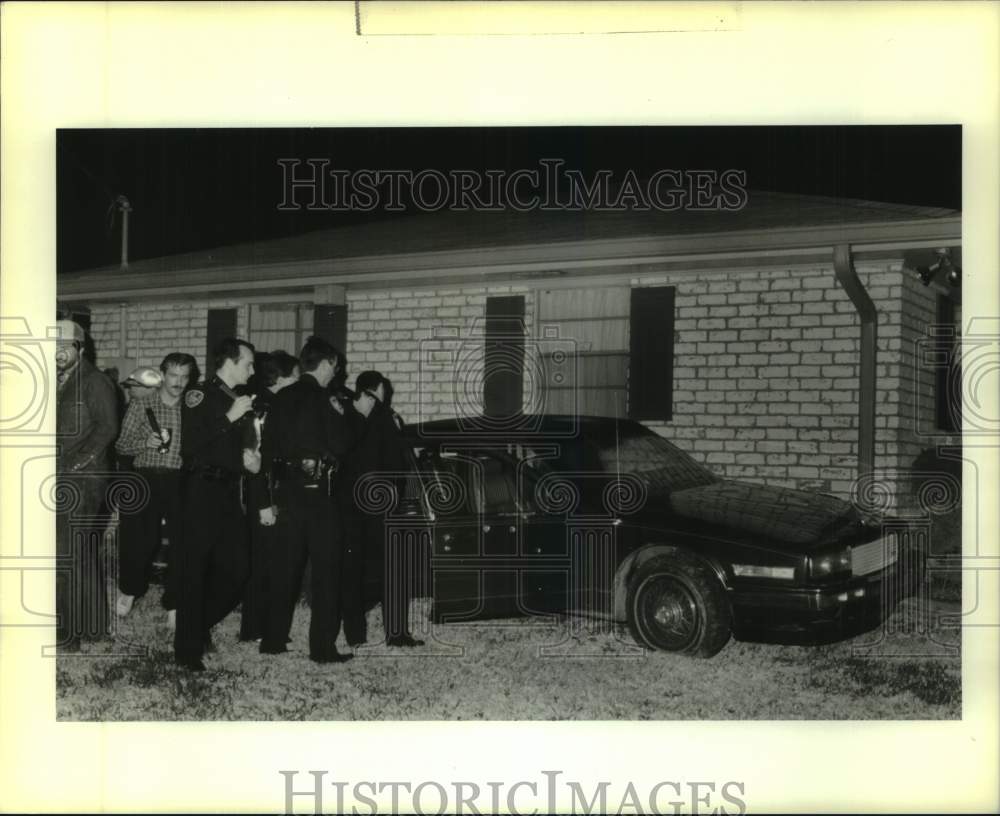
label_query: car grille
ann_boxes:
[852,535,899,576]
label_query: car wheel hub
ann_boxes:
[641,577,699,649]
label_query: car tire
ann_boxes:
[626,551,732,658]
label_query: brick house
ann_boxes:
[58,192,962,512]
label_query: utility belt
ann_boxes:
[272,458,338,495]
[186,464,242,483]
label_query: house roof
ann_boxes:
[60,191,961,301]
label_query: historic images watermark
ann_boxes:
[277,159,749,213]
[279,770,748,816]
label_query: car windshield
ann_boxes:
[531,424,717,495]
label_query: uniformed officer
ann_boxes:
[259,336,354,663]
[174,337,257,671]
[343,371,424,647]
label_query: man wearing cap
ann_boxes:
[54,319,119,651]
[114,353,197,629]
[174,338,257,671]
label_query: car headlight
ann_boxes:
[808,546,852,579]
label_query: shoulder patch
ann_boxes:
[184,389,205,408]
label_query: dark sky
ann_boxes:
[56,126,961,274]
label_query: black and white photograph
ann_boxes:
[2,3,997,815]
[52,124,963,720]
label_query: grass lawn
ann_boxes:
[56,586,961,721]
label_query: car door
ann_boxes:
[515,456,572,616]
[425,449,519,622]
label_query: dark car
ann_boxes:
[381,415,924,657]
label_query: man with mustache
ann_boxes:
[114,353,198,631]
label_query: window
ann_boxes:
[537,284,675,420]
[247,304,313,356]
[538,287,630,417]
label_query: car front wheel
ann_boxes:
[626,552,731,658]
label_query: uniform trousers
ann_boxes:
[261,485,343,660]
[174,474,249,663]
[117,468,182,609]
[239,511,277,641]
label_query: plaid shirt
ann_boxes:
[115,391,184,470]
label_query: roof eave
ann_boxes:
[60,216,962,302]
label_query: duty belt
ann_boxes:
[188,465,241,482]
[272,458,338,494]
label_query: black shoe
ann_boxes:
[176,657,206,672]
[259,642,287,655]
[310,651,354,664]
[203,633,217,654]
[386,634,425,648]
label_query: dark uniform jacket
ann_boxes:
[181,376,252,474]
[262,373,353,472]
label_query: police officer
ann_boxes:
[259,336,354,663]
[174,337,257,671]
[344,371,424,647]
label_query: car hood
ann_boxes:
[663,479,863,546]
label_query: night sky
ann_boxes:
[56,126,961,275]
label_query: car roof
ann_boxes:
[402,415,652,446]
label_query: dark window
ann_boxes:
[205,308,237,381]
[628,286,676,421]
[935,295,961,432]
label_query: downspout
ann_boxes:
[833,245,877,508]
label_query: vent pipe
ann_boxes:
[116,195,132,270]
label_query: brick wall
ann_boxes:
[82,260,951,509]
[346,285,535,424]
[89,300,249,378]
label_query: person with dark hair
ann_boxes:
[114,352,196,628]
[342,370,423,648]
[259,336,354,663]
[54,320,119,651]
[174,337,257,671]
[238,350,300,642]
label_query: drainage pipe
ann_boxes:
[833,244,877,492]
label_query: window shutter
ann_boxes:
[313,304,348,354]
[205,308,237,381]
[629,286,675,420]
[484,295,525,419]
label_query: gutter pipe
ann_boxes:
[833,244,877,504]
